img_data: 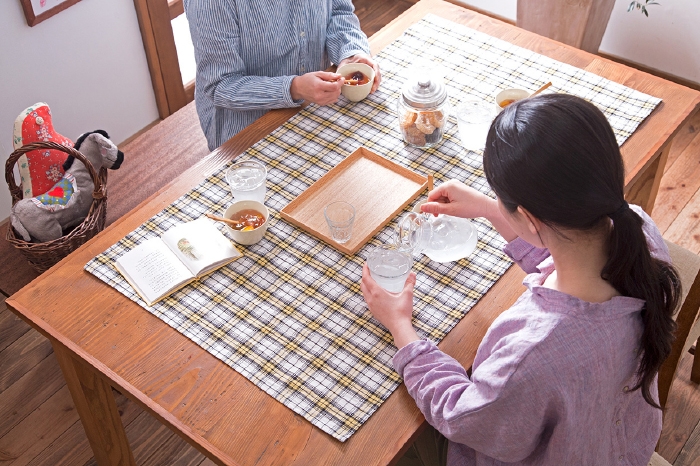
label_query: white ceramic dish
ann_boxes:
[494,88,530,112]
[337,63,375,102]
[223,200,269,245]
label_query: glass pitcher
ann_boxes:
[394,208,478,263]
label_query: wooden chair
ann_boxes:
[648,240,700,466]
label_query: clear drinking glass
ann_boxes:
[324,201,355,244]
[225,160,267,204]
[367,244,413,293]
[456,99,497,152]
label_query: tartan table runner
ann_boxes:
[86,15,661,442]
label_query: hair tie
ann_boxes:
[608,201,629,220]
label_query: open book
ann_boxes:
[114,217,242,306]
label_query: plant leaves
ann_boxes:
[628,1,636,11]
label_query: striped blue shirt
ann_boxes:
[184,0,371,150]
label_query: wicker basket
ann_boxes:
[5,141,108,273]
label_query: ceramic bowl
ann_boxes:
[223,200,269,245]
[494,88,530,111]
[337,63,375,102]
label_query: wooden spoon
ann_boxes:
[205,213,242,228]
[428,174,434,192]
[530,81,552,97]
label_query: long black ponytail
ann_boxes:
[483,93,681,409]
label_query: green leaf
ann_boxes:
[628,1,636,11]
[643,6,649,16]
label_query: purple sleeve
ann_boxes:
[394,340,550,462]
[631,205,670,263]
[503,237,550,274]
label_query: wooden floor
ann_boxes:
[1,1,700,464]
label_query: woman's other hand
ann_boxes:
[361,263,419,349]
[338,53,381,93]
[290,71,343,105]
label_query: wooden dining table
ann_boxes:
[6,1,700,465]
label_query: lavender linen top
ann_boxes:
[393,206,668,465]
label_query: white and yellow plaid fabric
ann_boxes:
[86,15,661,442]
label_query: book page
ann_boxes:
[115,239,194,305]
[161,217,242,276]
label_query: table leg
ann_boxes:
[625,142,672,215]
[52,340,136,466]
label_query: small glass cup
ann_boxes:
[367,244,413,293]
[225,160,267,204]
[456,98,497,152]
[324,201,355,244]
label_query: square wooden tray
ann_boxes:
[280,147,428,255]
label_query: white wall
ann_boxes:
[601,0,700,83]
[460,0,700,84]
[0,0,159,221]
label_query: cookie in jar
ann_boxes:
[398,73,449,148]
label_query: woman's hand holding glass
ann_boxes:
[360,263,419,349]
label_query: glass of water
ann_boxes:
[456,98,497,152]
[324,201,355,244]
[225,160,267,204]
[367,244,413,293]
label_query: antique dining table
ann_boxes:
[6,1,700,465]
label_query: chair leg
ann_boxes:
[692,336,700,384]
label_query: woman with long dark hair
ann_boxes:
[361,94,681,465]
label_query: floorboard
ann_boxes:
[0,308,31,354]
[652,128,700,234]
[674,419,700,466]
[0,386,78,465]
[0,327,53,394]
[659,351,700,462]
[0,354,64,438]
[664,110,700,174]
[661,188,700,254]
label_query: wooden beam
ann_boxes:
[53,341,136,466]
[625,142,672,214]
[168,0,184,20]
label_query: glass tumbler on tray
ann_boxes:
[324,201,356,244]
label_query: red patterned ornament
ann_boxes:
[13,102,74,198]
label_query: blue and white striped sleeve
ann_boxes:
[186,0,300,111]
[325,0,371,65]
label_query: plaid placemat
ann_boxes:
[86,15,661,442]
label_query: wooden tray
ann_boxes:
[280,147,428,255]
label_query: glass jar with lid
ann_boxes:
[394,205,477,263]
[397,70,450,148]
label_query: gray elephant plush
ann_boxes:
[10,130,124,242]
